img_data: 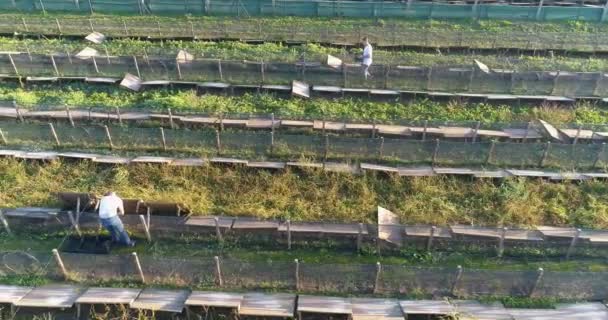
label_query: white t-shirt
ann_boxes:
[362,44,373,66]
[98,194,125,219]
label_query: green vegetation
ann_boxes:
[2,83,608,124]
[3,158,608,228]
[2,37,607,72]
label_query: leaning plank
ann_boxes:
[378,206,402,246]
[297,295,352,315]
[539,120,567,142]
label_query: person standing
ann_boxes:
[98,191,135,247]
[361,37,373,80]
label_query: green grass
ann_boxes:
[2,83,608,124]
[2,37,607,72]
[4,158,608,228]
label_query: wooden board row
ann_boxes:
[2,285,607,319]
[2,149,608,181]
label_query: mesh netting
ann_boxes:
[378,265,455,296]
[299,263,376,294]
[221,258,295,290]
[455,269,537,297]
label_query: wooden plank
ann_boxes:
[15,285,83,308]
[351,298,403,320]
[0,285,32,304]
[400,300,455,315]
[76,288,141,305]
[185,291,244,309]
[503,128,543,139]
[285,162,323,169]
[246,119,281,129]
[536,226,577,239]
[360,163,399,173]
[239,293,295,317]
[130,156,174,164]
[280,120,314,128]
[130,289,190,313]
[560,128,594,140]
[376,125,412,136]
[15,152,58,160]
[473,170,511,178]
[232,219,279,230]
[92,156,131,164]
[3,207,59,219]
[438,126,474,138]
[506,169,559,178]
[450,225,502,238]
[579,230,608,244]
[509,303,608,320]
[246,161,286,169]
[185,216,234,228]
[324,162,360,174]
[297,295,352,315]
[398,166,436,177]
[180,116,218,125]
[313,121,345,131]
[405,226,452,238]
[345,123,375,131]
[433,168,476,175]
[454,300,512,320]
[209,157,248,165]
[539,120,567,142]
[170,158,206,167]
[475,129,510,138]
[323,223,369,235]
[0,150,26,157]
[378,206,402,246]
[278,222,324,233]
[58,152,99,160]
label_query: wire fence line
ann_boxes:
[2,120,607,169]
[1,53,607,98]
[1,15,607,52]
[3,0,608,23]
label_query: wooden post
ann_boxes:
[427,226,436,251]
[573,125,582,145]
[426,67,433,91]
[25,45,32,62]
[485,140,496,165]
[378,137,384,158]
[104,46,111,65]
[602,0,608,22]
[214,217,223,243]
[176,59,182,80]
[594,142,606,168]
[67,211,81,237]
[214,256,223,286]
[132,252,145,283]
[432,139,440,165]
[55,18,62,34]
[217,60,224,81]
[65,47,72,65]
[539,141,551,167]
[324,134,329,161]
[529,267,544,297]
[535,0,545,21]
[139,214,152,242]
[52,249,68,280]
[260,61,265,84]
[451,265,463,295]
[286,220,292,250]
[270,113,275,154]
[566,228,581,260]
[467,67,476,92]
[160,127,167,151]
[498,227,507,258]
[8,54,19,76]
[115,107,122,125]
[294,259,300,291]
[13,101,23,122]
[523,121,532,143]
[65,105,74,127]
[215,129,222,155]
[133,56,141,78]
[342,64,347,88]
[0,129,6,145]
[373,262,382,294]
[21,18,28,33]
[168,108,175,129]
[157,21,162,38]
[92,56,99,74]
[104,125,114,149]
[49,123,60,146]
[357,223,364,252]
[0,209,11,235]
[50,55,60,76]
[472,121,480,143]
[122,19,129,36]
[422,120,428,141]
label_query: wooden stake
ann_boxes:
[529,267,544,297]
[13,101,23,122]
[523,121,532,143]
[168,108,175,129]
[8,53,19,76]
[218,60,224,81]
[566,228,581,260]
[132,252,145,283]
[260,61,265,84]
[497,227,507,258]
[92,56,99,74]
[0,129,7,145]
[294,259,300,291]
[427,226,436,251]
[21,18,28,32]
[373,262,382,294]
[324,134,329,161]
[133,56,141,78]
[160,127,167,151]
[594,142,606,168]
[122,19,129,36]
[573,125,582,145]
[215,129,222,155]
[104,125,114,149]
[176,59,182,80]
[52,249,68,280]
[67,211,81,237]
[451,265,463,295]
[55,18,62,34]
[49,123,60,146]
[214,217,223,242]
[357,223,364,252]
[378,137,384,158]
[65,105,74,127]
[65,47,72,64]
[115,107,122,125]
[472,121,480,143]
[286,220,292,250]
[214,256,223,286]
[422,120,428,141]
[104,45,111,65]
[0,209,11,235]
[50,55,59,76]
[539,141,551,167]
[485,140,496,165]
[139,214,152,242]
[432,139,440,165]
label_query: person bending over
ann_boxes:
[98,191,135,247]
